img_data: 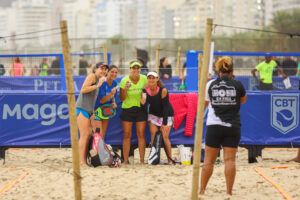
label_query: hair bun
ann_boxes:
[216,56,233,73]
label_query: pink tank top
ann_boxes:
[12,63,24,76]
[146,86,160,96]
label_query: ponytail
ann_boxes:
[216,56,233,73]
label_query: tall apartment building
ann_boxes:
[173,0,266,38]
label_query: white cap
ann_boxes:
[147,71,158,78]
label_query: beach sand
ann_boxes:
[0,148,299,200]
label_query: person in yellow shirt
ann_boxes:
[251,56,286,90]
[119,60,148,164]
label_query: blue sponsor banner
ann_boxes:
[0,91,299,146]
[0,76,182,92]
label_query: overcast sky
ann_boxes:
[0,0,14,8]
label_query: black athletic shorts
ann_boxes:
[259,82,273,91]
[205,125,241,148]
[120,106,147,122]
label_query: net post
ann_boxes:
[60,20,82,200]
[155,44,160,74]
[191,18,213,200]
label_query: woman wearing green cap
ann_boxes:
[119,60,148,164]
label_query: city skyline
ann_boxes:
[0,0,299,50]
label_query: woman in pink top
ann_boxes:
[9,57,26,76]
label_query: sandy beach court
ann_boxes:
[0,148,299,200]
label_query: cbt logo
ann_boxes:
[271,94,299,134]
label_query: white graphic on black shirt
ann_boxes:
[211,82,237,105]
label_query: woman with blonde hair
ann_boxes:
[76,63,108,167]
[200,56,247,195]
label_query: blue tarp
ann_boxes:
[0,91,299,146]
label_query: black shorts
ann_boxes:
[120,106,147,122]
[259,82,273,91]
[205,125,241,148]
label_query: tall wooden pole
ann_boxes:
[176,46,181,77]
[134,46,138,59]
[60,20,82,200]
[191,18,213,200]
[155,44,160,74]
[103,43,108,64]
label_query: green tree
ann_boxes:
[272,9,300,35]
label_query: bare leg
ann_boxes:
[149,122,159,146]
[287,148,300,163]
[136,121,147,163]
[122,121,133,164]
[161,125,172,164]
[77,113,92,167]
[93,119,102,134]
[200,146,219,194]
[223,147,237,195]
[101,119,109,139]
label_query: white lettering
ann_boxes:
[57,104,69,120]
[22,104,38,120]
[3,104,21,119]
[2,103,69,126]
[34,79,43,90]
[40,104,56,125]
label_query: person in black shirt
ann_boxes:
[141,71,174,164]
[50,56,61,75]
[79,55,89,75]
[200,56,247,196]
[159,57,172,79]
[138,57,149,75]
[282,56,297,76]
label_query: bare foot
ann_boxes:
[287,157,300,163]
[80,163,90,167]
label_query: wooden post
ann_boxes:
[11,57,15,77]
[176,46,181,77]
[155,44,160,74]
[60,20,82,200]
[191,18,213,200]
[134,46,138,59]
[103,43,108,64]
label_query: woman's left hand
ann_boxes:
[112,103,117,109]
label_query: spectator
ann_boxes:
[159,57,172,79]
[138,58,149,75]
[50,56,61,75]
[9,57,26,76]
[251,56,286,90]
[30,65,39,76]
[0,64,5,76]
[79,55,89,75]
[272,56,281,76]
[39,58,49,76]
[281,56,297,76]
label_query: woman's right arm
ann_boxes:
[80,74,103,93]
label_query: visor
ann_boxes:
[147,71,158,78]
[130,61,142,68]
